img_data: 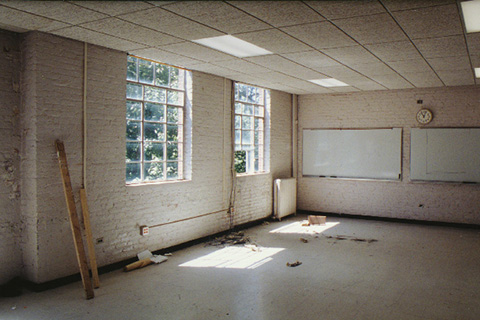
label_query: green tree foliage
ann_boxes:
[234,150,246,173]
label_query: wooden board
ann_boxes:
[55,140,94,300]
[80,188,100,288]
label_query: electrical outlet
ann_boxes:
[140,225,149,236]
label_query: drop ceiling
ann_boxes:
[0,0,479,94]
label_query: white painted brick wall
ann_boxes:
[14,31,293,283]
[0,30,22,284]
[298,87,480,224]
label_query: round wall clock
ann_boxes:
[416,108,433,124]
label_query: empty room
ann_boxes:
[0,1,479,319]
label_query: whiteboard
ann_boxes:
[302,128,402,180]
[410,128,480,183]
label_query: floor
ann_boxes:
[1,214,480,320]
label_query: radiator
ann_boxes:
[273,178,297,220]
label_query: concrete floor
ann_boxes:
[1,214,480,320]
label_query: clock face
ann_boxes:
[416,109,433,124]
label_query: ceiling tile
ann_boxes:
[349,62,397,77]
[118,7,223,40]
[145,1,176,6]
[80,17,181,47]
[332,13,408,45]
[234,29,312,54]
[227,1,324,28]
[230,74,279,90]
[0,5,69,32]
[369,74,414,89]
[427,56,472,72]
[211,59,272,75]
[401,70,444,88]
[321,45,381,65]
[365,41,422,62]
[128,47,204,68]
[190,63,239,78]
[413,35,468,58]
[70,1,155,16]
[392,4,463,39]
[281,21,357,50]
[161,42,234,63]
[51,26,145,52]
[387,58,433,74]
[161,1,270,34]
[318,65,364,80]
[348,79,387,91]
[382,0,456,12]
[305,0,385,19]
[436,69,475,86]
[281,50,342,70]
[471,55,480,67]
[329,86,361,93]
[244,55,326,80]
[466,33,480,56]
[1,0,108,25]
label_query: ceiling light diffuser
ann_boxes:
[193,35,272,58]
[461,1,480,33]
[475,67,480,78]
[309,78,350,87]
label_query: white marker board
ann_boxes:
[410,128,480,183]
[302,128,402,180]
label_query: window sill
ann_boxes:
[235,171,270,178]
[126,179,191,187]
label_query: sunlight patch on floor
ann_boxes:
[179,246,285,269]
[269,221,340,234]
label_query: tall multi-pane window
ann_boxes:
[126,56,186,184]
[234,83,270,174]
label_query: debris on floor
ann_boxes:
[325,235,378,243]
[206,231,251,247]
[245,244,261,252]
[300,237,309,243]
[124,250,168,272]
[286,260,302,267]
[308,215,327,225]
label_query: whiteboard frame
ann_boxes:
[410,127,480,184]
[302,127,403,181]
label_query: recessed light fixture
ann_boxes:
[309,78,350,87]
[475,67,480,78]
[192,35,272,58]
[461,0,480,33]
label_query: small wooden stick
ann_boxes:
[123,258,153,272]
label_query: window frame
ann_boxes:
[233,82,270,175]
[126,55,187,184]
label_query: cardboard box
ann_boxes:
[308,215,326,225]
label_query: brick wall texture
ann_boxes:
[298,87,480,225]
[2,31,293,283]
[0,30,22,284]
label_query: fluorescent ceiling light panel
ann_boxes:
[475,67,480,78]
[193,35,272,58]
[309,78,350,87]
[461,1,480,33]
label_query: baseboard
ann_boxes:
[297,210,480,229]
